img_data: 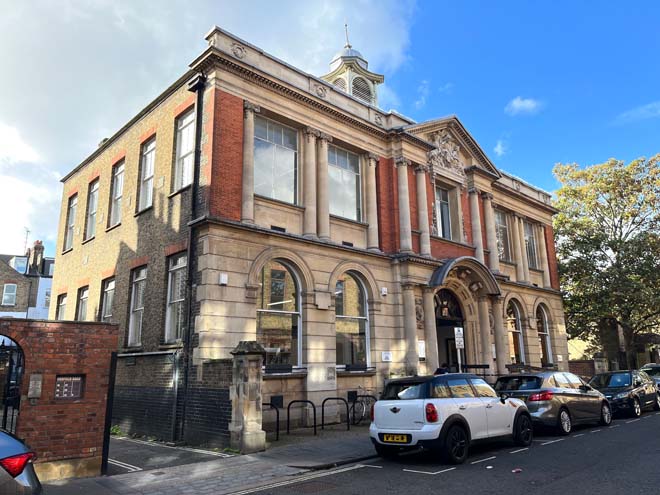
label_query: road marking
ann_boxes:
[573,434,584,438]
[541,439,564,446]
[655,412,660,416]
[229,464,366,494]
[471,456,496,464]
[626,419,641,424]
[402,467,456,475]
[642,415,652,419]
[114,436,233,457]
[609,424,620,428]
[590,429,601,433]
[510,448,528,454]
[360,464,383,469]
[108,458,142,472]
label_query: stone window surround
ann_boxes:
[432,177,463,243]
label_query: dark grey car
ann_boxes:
[0,431,41,494]
[640,364,660,389]
[494,371,612,435]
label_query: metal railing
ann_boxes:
[321,397,350,431]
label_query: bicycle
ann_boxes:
[349,386,377,425]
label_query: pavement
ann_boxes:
[43,423,375,494]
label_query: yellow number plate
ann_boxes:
[383,434,409,443]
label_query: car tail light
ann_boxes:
[370,403,375,422]
[0,452,36,478]
[528,391,554,402]
[425,403,439,423]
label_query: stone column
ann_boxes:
[481,192,500,273]
[477,296,492,372]
[422,287,439,371]
[537,224,551,288]
[468,188,484,263]
[395,156,413,253]
[365,153,380,251]
[510,215,525,283]
[241,102,260,224]
[517,216,530,282]
[415,165,431,256]
[316,132,332,240]
[302,127,319,238]
[229,341,266,454]
[402,283,419,374]
[491,297,508,375]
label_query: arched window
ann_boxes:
[256,260,301,367]
[333,78,347,91]
[536,305,553,366]
[351,77,372,104]
[506,300,525,364]
[335,272,369,367]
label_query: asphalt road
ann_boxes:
[243,411,660,495]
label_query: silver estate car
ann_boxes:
[494,371,612,435]
[0,431,41,494]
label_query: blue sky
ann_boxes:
[1,0,659,255]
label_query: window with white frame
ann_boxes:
[56,294,67,320]
[256,260,301,367]
[435,186,452,240]
[524,221,538,269]
[85,180,99,240]
[100,278,115,323]
[9,257,27,274]
[328,145,362,221]
[536,305,553,367]
[76,286,89,321]
[109,162,124,227]
[173,109,195,191]
[335,272,369,367]
[506,300,525,364]
[128,266,147,347]
[1,284,17,306]
[138,138,156,211]
[64,194,78,251]
[165,254,187,342]
[253,115,298,204]
[495,209,512,262]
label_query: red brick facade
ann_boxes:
[376,157,398,253]
[0,318,117,481]
[544,224,560,289]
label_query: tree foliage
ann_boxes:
[553,155,660,366]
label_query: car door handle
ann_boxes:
[459,405,467,410]
[486,404,493,408]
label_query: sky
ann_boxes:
[1,0,659,256]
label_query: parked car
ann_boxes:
[639,364,660,388]
[370,374,533,464]
[494,371,612,435]
[0,430,41,494]
[588,370,660,417]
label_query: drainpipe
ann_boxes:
[174,72,207,443]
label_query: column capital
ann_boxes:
[243,101,261,114]
[490,294,504,305]
[414,164,429,174]
[401,281,417,290]
[394,155,411,168]
[366,152,379,162]
[480,191,494,201]
[318,131,333,143]
[304,126,320,138]
[422,285,436,295]
[467,186,479,195]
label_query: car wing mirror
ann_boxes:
[499,393,509,404]
[579,384,591,392]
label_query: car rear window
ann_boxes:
[381,380,427,400]
[494,376,542,391]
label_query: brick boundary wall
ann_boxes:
[569,360,596,380]
[0,318,117,481]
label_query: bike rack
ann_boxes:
[286,400,317,435]
[350,394,378,425]
[321,397,350,431]
[263,402,280,441]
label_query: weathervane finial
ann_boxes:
[344,22,351,49]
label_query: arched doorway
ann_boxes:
[435,289,465,372]
[0,335,24,433]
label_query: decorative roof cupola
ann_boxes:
[321,25,384,106]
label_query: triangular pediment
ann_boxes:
[405,116,501,179]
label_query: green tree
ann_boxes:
[553,155,660,368]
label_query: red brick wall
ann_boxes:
[0,319,117,472]
[431,238,475,259]
[544,224,560,289]
[376,157,398,253]
[207,88,244,221]
[569,360,595,380]
[408,165,418,233]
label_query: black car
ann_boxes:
[640,363,660,388]
[588,370,660,417]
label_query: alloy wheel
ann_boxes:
[517,415,533,445]
[449,428,467,460]
[601,404,612,425]
[560,410,571,434]
[633,398,641,417]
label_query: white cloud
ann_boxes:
[614,101,660,124]
[415,80,430,109]
[0,0,416,256]
[505,96,543,116]
[494,139,507,157]
[437,82,453,94]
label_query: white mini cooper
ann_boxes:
[370,373,533,464]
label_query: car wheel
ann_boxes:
[631,397,642,418]
[654,394,660,412]
[442,424,469,464]
[556,408,572,435]
[599,402,612,426]
[513,414,533,446]
[375,444,399,459]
